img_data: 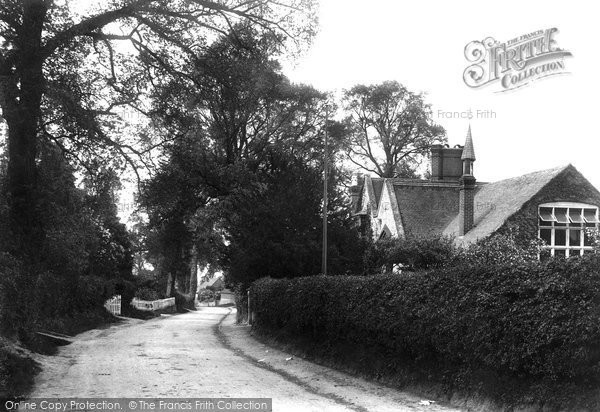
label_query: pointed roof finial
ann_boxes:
[461,124,476,161]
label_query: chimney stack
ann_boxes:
[430,145,463,181]
[430,145,443,180]
[459,125,476,235]
[349,174,364,213]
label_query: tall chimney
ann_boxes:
[459,125,476,235]
[430,145,443,180]
[349,174,363,213]
[430,144,463,181]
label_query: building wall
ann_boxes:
[496,166,600,243]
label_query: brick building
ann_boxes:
[350,126,600,257]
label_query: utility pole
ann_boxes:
[321,108,328,276]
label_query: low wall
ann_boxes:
[131,297,176,313]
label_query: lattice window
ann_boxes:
[538,202,599,258]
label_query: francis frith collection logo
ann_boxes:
[463,28,572,92]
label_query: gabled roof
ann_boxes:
[357,176,386,217]
[443,165,569,243]
[372,178,385,208]
[199,275,224,290]
[354,162,589,245]
[364,175,377,215]
[383,179,405,238]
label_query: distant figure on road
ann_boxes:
[215,291,221,307]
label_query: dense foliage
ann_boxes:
[0,0,316,260]
[250,253,600,381]
[360,231,542,276]
[362,235,456,274]
[0,145,133,338]
[453,230,543,266]
[141,27,366,304]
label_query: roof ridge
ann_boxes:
[487,164,569,185]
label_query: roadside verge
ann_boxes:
[215,308,460,412]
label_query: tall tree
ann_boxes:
[143,26,323,294]
[342,81,446,178]
[0,0,316,259]
[141,27,364,304]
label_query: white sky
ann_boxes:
[284,0,599,188]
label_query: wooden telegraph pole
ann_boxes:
[321,108,328,276]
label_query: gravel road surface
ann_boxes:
[29,307,462,412]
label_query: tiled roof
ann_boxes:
[443,165,569,243]
[356,164,576,244]
[199,275,224,290]
[357,176,388,217]
[393,181,460,238]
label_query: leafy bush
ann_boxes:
[135,287,160,301]
[0,337,38,397]
[112,279,137,317]
[0,253,30,336]
[250,254,600,381]
[197,288,215,302]
[454,231,542,266]
[28,274,117,336]
[586,227,600,251]
[363,235,456,274]
[75,276,116,312]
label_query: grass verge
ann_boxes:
[250,327,600,412]
[0,336,39,399]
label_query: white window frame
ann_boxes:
[538,202,599,258]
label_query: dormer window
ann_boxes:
[538,202,599,258]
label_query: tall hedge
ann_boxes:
[250,254,600,380]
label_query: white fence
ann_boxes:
[131,297,176,312]
[104,295,122,315]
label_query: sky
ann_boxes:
[283,0,599,188]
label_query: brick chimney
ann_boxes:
[430,145,463,181]
[430,145,443,180]
[349,174,364,213]
[459,125,476,235]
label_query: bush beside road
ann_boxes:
[250,254,600,411]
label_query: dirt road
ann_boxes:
[30,307,462,412]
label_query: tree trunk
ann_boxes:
[6,114,42,255]
[189,245,198,302]
[181,245,198,310]
[166,272,173,297]
[3,1,48,259]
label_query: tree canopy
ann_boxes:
[0,0,318,332]
[140,26,365,301]
[342,81,446,178]
[0,0,317,258]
